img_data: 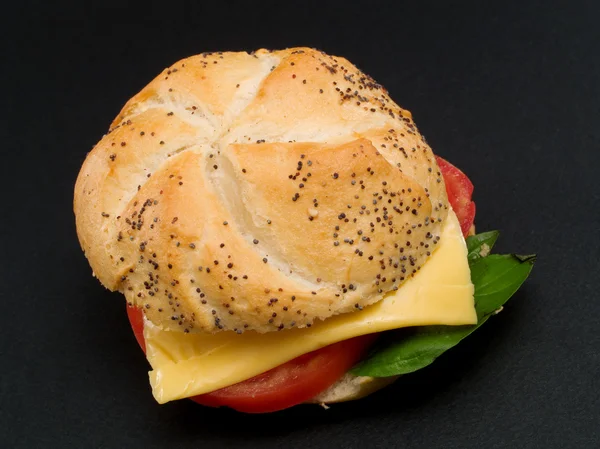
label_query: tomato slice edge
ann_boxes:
[435,155,476,236]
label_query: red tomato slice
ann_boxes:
[190,334,376,413]
[126,304,146,353]
[436,156,476,237]
[126,305,376,413]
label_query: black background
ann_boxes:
[2,1,599,447]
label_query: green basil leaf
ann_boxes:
[351,253,535,377]
[466,230,500,261]
[469,254,536,317]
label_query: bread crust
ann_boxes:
[309,373,399,404]
[74,48,449,333]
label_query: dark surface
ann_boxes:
[2,1,599,447]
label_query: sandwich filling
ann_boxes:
[142,208,475,403]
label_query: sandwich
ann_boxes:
[74,47,534,413]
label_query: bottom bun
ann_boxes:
[308,373,399,404]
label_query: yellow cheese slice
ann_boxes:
[144,209,476,403]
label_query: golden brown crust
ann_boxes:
[74,48,450,333]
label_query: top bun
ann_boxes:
[74,47,450,334]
